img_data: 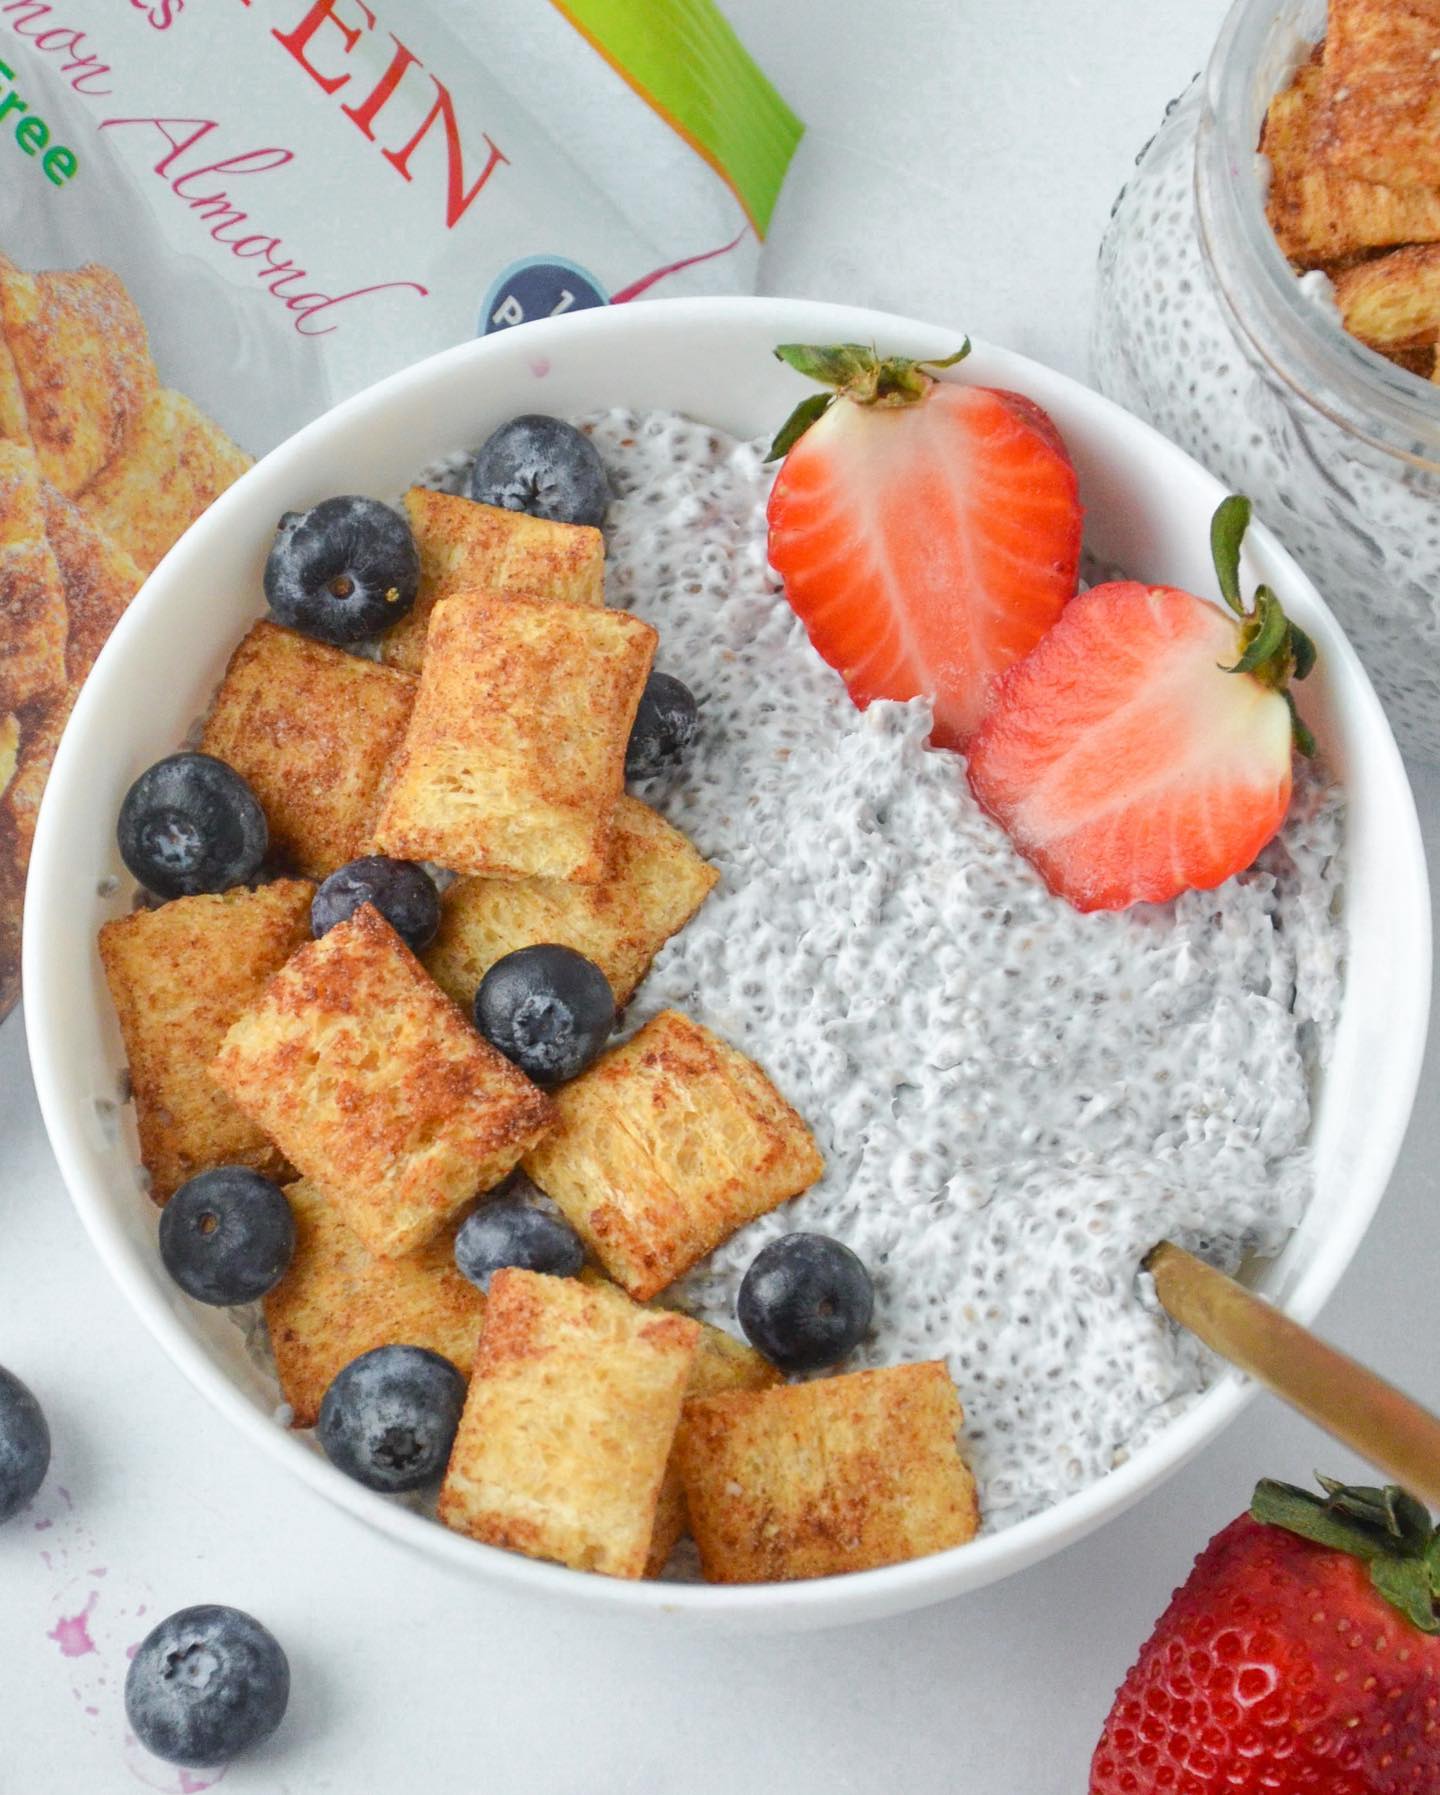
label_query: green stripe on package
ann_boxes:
[550,0,803,235]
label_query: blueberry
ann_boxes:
[318,1346,465,1493]
[117,752,268,901]
[468,415,609,527]
[159,1168,295,1306]
[454,1196,585,1293]
[0,1366,49,1523]
[473,944,614,1087]
[625,672,699,780]
[311,856,440,954]
[737,1234,874,1373]
[125,1605,289,1769]
[263,495,419,645]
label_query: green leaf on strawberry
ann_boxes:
[1253,1473,1440,1632]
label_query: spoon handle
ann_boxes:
[1146,1241,1440,1508]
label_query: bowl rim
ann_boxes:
[23,294,1432,1626]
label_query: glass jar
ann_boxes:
[1092,0,1440,762]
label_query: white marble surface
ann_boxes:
[7,1,1439,1789]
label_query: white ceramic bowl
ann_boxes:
[24,297,1430,1631]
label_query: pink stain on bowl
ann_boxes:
[48,1589,99,1658]
[530,357,551,378]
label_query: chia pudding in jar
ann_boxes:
[1092,0,1440,760]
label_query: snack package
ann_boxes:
[0,0,801,1018]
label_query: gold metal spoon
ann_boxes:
[1146,1241,1440,1508]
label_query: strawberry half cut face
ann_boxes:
[765,341,1083,749]
[967,496,1317,913]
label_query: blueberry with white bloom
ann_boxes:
[125,1605,289,1768]
[0,1366,49,1523]
[468,414,609,527]
[264,494,419,644]
[454,1196,585,1293]
[473,944,614,1087]
[117,753,267,900]
[318,1346,465,1494]
[311,856,440,955]
[625,671,699,780]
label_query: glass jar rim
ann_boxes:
[1196,0,1440,472]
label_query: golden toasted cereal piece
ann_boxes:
[78,388,252,576]
[371,589,655,883]
[264,1179,487,1428]
[1333,243,1440,349]
[570,1266,778,1574]
[0,334,26,443]
[200,622,417,881]
[677,1361,980,1583]
[40,486,142,688]
[0,257,157,496]
[1263,51,1440,262]
[0,711,16,794]
[423,796,717,1011]
[99,880,314,1202]
[212,905,552,1259]
[0,697,67,1018]
[646,1317,780,1578]
[0,496,142,1020]
[379,487,605,675]
[0,442,67,715]
[1318,0,1440,191]
[0,697,62,874]
[437,1268,698,1577]
[523,1009,823,1302]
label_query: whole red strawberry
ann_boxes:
[765,340,1083,748]
[1091,1478,1440,1793]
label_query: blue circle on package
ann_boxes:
[480,257,609,336]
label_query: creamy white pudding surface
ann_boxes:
[424,406,1346,1540]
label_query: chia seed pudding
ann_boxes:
[420,405,1347,1539]
[1091,0,1440,762]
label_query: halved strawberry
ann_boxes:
[967,496,1317,912]
[765,342,1083,748]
